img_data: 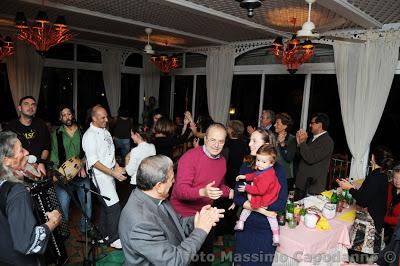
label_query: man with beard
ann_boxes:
[5,96,50,176]
[50,105,92,233]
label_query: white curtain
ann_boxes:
[334,37,399,180]
[206,46,235,125]
[143,54,160,105]
[5,40,44,111]
[102,48,122,117]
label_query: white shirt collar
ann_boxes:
[312,131,327,142]
[202,145,220,159]
[89,122,107,132]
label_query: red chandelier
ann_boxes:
[150,54,179,74]
[0,34,14,61]
[272,19,314,74]
[15,11,76,56]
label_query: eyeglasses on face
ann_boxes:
[208,138,225,146]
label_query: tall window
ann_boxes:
[45,43,74,61]
[121,73,140,123]
[174,76,193,120]
[159,76,171,117]
[125,53,143,68]
[263,75,305,133]
[0,64,17,123]
[195,75,208,118]
[230,75,262,127]
[372,75,400,157]
[77,70,109,128]
[309,74,348,154]
[185,53,207,68]
[77,45,101,63]
[38,67,74,125]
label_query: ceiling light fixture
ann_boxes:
[0,34,14,61]
[150,52,179,74]
[144,28,154,54]
[14,3,76,56]
[297,0,319,38]
[272,18,314,74]
[147,39,179,74]
[236,0,264,18]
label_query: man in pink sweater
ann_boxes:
[170,123,233,265]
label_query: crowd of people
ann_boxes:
[0,95,399,265]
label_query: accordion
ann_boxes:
[29,179,69,265]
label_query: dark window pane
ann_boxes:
[125,53,143,68]
[159,76,171,117]
[77,44,101,63]
[236,44,333,66]
[174,76,193,119]
[121,73,140,123]
[186,53,207,68]
[372,75,400,157]
[235,47,279,66]
[231,75,262,127]
[309,74,348,154]
[0,64,17,123]
[195,75,208,117]
[77,70,109,128]
[45,43,74,60]
[37,67,74,125]
[264,75,305,133]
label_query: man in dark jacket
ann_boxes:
[294,113,334,200]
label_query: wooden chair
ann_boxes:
[327,154,350,190]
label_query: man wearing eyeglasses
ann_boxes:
[170,123,234,266]
[294,113,334,200]
[247,109,276,135]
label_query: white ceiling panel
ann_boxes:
[0,0,398,51]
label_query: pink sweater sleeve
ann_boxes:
[173,153,202,201]
[220,183,231,198]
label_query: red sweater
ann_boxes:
[244,167,280,209]
[384,183,400,227]
[170,146,230,216]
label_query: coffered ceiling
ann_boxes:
[0,0,399,52]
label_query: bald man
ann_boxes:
[82,105,126,249]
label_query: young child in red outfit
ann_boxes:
[234,144,281,245]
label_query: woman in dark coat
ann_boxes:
[337,145,392,263]
[233,129,287,266]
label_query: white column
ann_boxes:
[139,74,145,123]
[300,74,312,130]
[192,74,197,117]
[258,72,266,127]
[170,75,175,118]
[73,44,78,118]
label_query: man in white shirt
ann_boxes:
[82,105,126,249]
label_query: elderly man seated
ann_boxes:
[119,155,224,266]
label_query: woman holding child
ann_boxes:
[233,129,288,266]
